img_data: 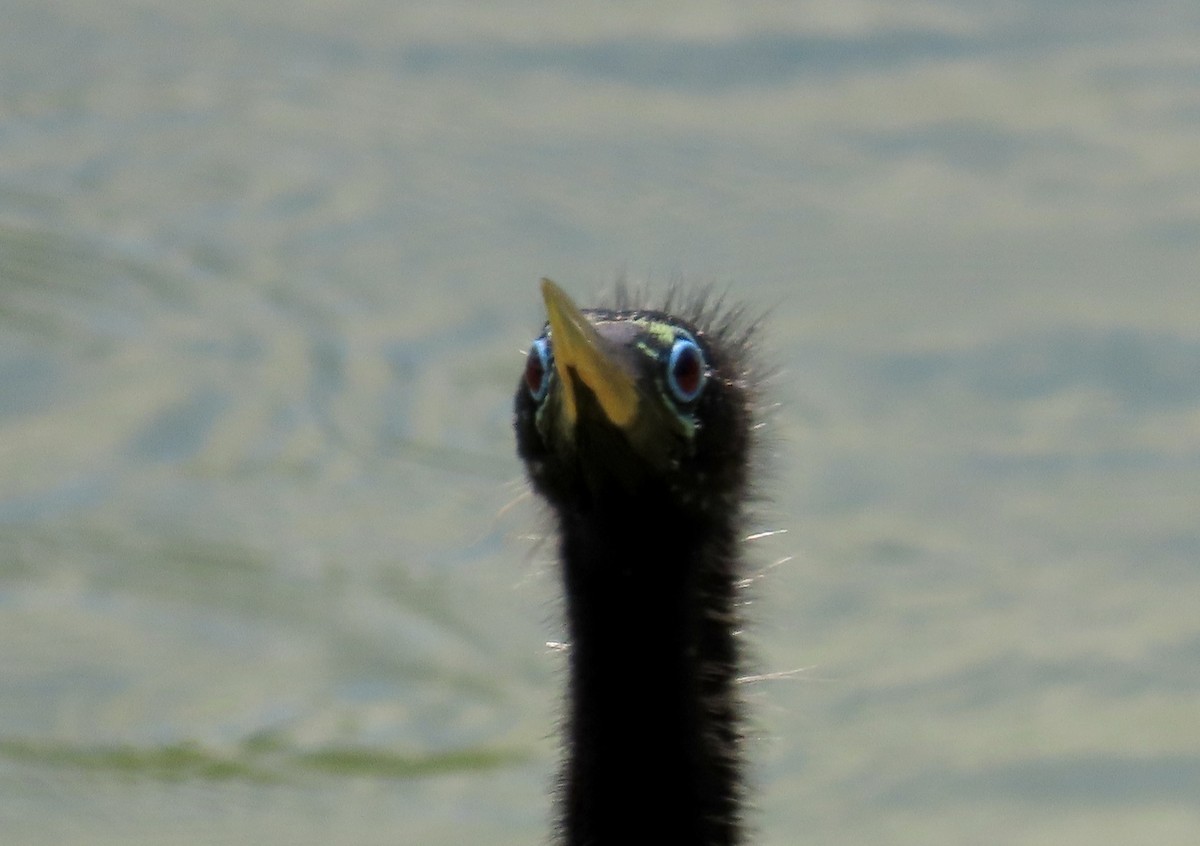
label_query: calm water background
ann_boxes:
[2,2,1198,844]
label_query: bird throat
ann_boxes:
[555,500,744,846]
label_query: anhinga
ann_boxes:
[514,279,760,846]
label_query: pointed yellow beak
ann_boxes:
[541,278,639,429]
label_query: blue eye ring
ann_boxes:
[524,336,553,402]
[666,337,707,404]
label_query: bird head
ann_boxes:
[514,279,753,521]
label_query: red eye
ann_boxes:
[667,337,706,403]
[525,337,552,401]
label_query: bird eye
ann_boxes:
[525,337,553,401]
[666,337,707,404]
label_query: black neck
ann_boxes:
[555,499,744,846]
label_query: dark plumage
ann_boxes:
[514,279,760,846]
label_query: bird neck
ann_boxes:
[556,498,744,846]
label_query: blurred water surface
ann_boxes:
[2,2,1198,844]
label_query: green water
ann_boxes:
[2,2,1198,843]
